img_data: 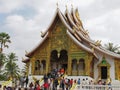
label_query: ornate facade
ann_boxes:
[23,7,120,82]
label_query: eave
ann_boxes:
[22,58,30,63]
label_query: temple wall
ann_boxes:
[94,52,102,80]
[94,51,115,82]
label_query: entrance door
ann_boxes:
[62,64,67,71]
[101,66,107,79]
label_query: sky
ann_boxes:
[0,0,120,69]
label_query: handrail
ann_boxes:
[74,85,120,90]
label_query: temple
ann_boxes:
[23,7,120,82]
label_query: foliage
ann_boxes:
[0,53,6,70]
[0,74,7,80]
[3,53,20,79]
[0,32,11,52]
[104,42,120,53]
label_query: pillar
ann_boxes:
[85,55,93,76]
[31,57,35,75]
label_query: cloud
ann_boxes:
[3,14,42,68]
[84,8,120,44]
[0,0,25,13]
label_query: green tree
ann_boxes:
[0,32,11,53]
[4,53,20,79]
[104,42,120,53]
[0,53,6,71]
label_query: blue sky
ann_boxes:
[0,0,120,69]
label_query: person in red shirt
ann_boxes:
[43,82,49,90]
[36,84,40,90]
[70,78,73,88]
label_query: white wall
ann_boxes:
[93,51,115,81]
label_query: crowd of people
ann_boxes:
[0,69,112,90]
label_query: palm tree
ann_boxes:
[0,53,6,71]
[4,53,20,80]
[104,42,120,53]
[0,53,7,80]
[0,32,11,53]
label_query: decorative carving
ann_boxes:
[95,40,101,46]
[114,59,120,80]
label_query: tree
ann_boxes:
[0,32,11,53]
[0,53,6,71]
[104,42,120,53]
[4,53,20,79]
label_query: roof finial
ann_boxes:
[25,50,28,54]
[56,2,59,8]
[65,4,68,9]
[22,57,24,61]
[71,4,73,9]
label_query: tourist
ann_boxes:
[53,78,59,90]
[43,82,49,90]
[74,79,77,84]
[36,83,41,90]
[3,86,7,90]
[43,74,48,83]
[77,78,81,85]
[98,80,102,85]
[29,82,33,90]
[20,76,25,88]
[77,78,81,89]
[70,78,73,88]
[0,84,2,90]
[108,81,112,90]
[49,78,53,90]
[60,77,65,90]
[64,78,69,90]
[25,76,29,88]
[81,79,86,88]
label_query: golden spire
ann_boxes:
[71,4,73,9]
[56,2,59,8]
[40,31,43,36]
[85,30,89,35]
[22,57,24,61]
[25,50,28,54]
[95,40,101,46]
[65,4,68,11]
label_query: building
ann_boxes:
[23,7,120,82]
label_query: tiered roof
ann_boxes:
[23,7,120,62]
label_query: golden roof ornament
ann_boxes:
[65,4,68,11]
[85,30,89,35]
[71,4,73,9]
[22,57,24,61]
[75,8,83,27]
[92,47,94,52]
[56,2,59,8]
[73,26,76,33]
[25,50,28,54]
[40,31,44,36]
[95,40,101,46]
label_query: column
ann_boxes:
[31,57,35,75]
[85,55,93,76]
[67,57,71,75]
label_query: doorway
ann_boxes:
[101,66,107,79]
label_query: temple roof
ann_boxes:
[24,7,120,60]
